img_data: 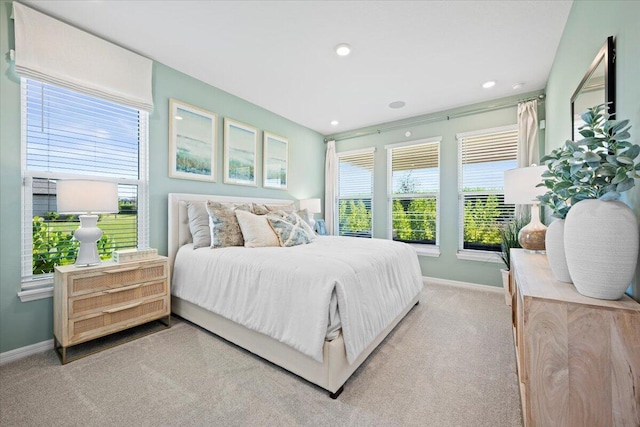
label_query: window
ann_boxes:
[21,79,149,289]
[386,138,440,248]
[457,125,517,253]
[336,148,375,237]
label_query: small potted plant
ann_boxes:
[537,104,640,299]
[498,214,529,305]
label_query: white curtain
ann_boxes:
[13,2,154,111]
[517,100,539,168]
[324,140,337,235]
[516,99,540,219]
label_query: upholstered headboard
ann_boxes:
[167,193,294,268]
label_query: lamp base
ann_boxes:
[519,203,547,252]
[519,226,546,252]
[74,215,103,266]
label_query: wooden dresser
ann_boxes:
[54,256,171,363]
[510,249,640,427]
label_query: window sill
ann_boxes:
[410,244,440,257]
[456,250,502,264]
[19,275,54,302]
[18,286,53,302]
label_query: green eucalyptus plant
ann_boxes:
[537,104,639,219]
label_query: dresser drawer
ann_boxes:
[68,262,167,296]
[69,296,169,343]
[68,280,167,318]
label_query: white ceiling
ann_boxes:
[23,0,573,136]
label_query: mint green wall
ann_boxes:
[329,92,545,287]
[544,0,640,299]
[0,0,324,353]
[148,63,325,256]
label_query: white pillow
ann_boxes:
[235,210,280,248]
[186,201,210,249]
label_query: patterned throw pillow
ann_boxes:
[206,201,252,248]
[186,201,211,249]
[266,212,313,247]
[252,202,296,215]
[296,211,317,240]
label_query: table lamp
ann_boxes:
[299,198,322,228]
[504,165,547,252]
[56,179,119,266]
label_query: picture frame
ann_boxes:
[168,99,217,182]
[315,219,327,236]
[263,131,288,190]
[223,118,258,186]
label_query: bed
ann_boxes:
[168,193,423,398]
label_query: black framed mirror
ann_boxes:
[570,36,616,140]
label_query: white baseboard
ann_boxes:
[423,276,502,294]
[0,339,54,366]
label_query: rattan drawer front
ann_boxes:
[68,262,167,296]
[70,297,168,342]
[69,280,167,318]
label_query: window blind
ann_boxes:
[388,139,440,244]
[337,149,374,238]
[458,126,517,251]
[13,2,153,111]
[22,79,149,282]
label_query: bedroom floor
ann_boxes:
[0,283,522,427]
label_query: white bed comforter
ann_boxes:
[171,236,423,364]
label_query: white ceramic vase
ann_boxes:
[545,219,572,283]
[564,199,639,300]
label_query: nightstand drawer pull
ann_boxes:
[103,284,142,294]
[103,301,142,313]
[104,266,140,274]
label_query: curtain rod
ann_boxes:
[325,94,545,143]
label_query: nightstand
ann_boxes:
[53,256,171,364]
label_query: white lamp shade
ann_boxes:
[504,166,546,205]
[56,180,119,214]
[299,198,322,214]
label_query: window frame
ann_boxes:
[456,124,517,262]
[386,137,441,257]
[335,147,376,238]
[19,78,150,301]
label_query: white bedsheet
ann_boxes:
[171,236,423,364]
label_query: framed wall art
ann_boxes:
[263,131,288,190]
[223,118,258,186]
[168,99,217,181]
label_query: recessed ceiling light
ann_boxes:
[330,120,339,126]
[482,81,496,89]
[405,131,412,137]
[335,43,351,57]
[512,82,525,90]
[389,101,406,109]
[174,115,183,120]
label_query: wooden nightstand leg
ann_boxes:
[159,314,171,328]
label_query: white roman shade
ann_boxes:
[13,2,154,111]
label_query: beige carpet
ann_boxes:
[0,283,522,426]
